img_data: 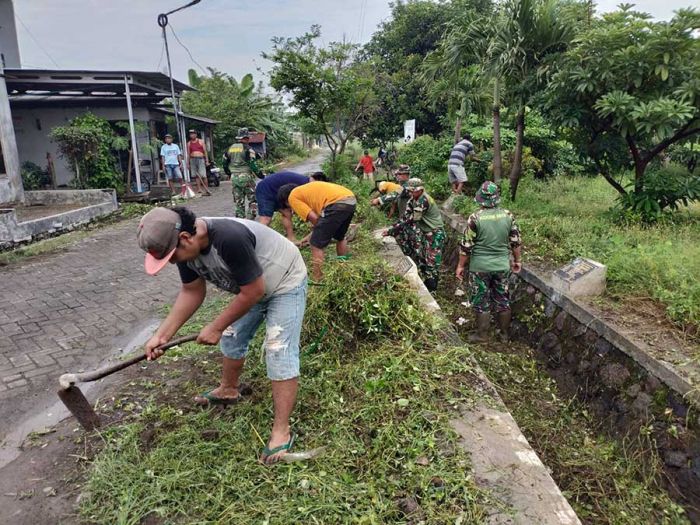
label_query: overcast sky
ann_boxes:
[13,0,694,86]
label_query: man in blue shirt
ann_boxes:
[160,134,185,196]
[256,171,326,240]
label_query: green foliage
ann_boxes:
[181,68,291,159]
[265,26,377,159]
[614,165,700,222]
[544,7,700,202]
[20,161,50,190]
[49,113,123,191]
[397,136,453,200]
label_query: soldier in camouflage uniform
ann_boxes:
[456,181,522,343]
[372,165,414,256]
[223,128,264,219]
[385,177,445,292]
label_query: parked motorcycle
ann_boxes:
[207,161,222,187]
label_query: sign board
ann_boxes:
[551,257,606,297]
[403,119,416,143]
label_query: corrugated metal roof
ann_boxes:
[150,106,220,125]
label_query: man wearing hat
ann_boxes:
[137,206,308,464]
[384,177,445,292]
[187,129,210,195]
[455,181,522,342]
[224,128,263,219]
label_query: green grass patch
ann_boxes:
[79,235,492,524]
[454,176,700,328]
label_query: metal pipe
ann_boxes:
[123,74,142,193]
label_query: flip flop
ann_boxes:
[194,383,252,407]
[261,432,296,465]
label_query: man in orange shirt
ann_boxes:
[277,180,356,280]
[355,150,375,183]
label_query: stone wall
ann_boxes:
[440,207,700,512]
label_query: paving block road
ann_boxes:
[0,154,325,443]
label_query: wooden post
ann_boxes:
[46,152,57,189]
[0,63,24,203]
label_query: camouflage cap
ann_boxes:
[475,181,500,207]
[395,164,411,175]
[406,177,424,191]
[235,127,250,140]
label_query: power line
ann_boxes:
[156,41,165,72]
[168,23,207,75]
[15,12,60,68]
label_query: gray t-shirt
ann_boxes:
[177,218,307,297]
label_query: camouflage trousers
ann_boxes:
[231,173,257,219]
[392,224,445,281]
[469,271,511,314]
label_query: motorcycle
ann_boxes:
[207,161,222,187]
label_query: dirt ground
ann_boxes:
[0,346,227,525]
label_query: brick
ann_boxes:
[7,379,29,389]
[2,374,22,383]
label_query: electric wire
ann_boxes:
[168,23,207,75]
[15,12,60,68]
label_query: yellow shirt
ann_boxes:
[288,181,355,221]
[378,181,402,194]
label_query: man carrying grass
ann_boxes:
[455,181,522,343]
[277,180,357,281]
[384,177,445,292]
[137,206,307,464]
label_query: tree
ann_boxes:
[489,0,574,199]
[181,69,290,157]
[545,7,700,212]
[264,26,378,164]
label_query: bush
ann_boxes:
[613,165,700,223]
[49,113,124,192]
[20,161,51,190]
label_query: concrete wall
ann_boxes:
[11,105,156,187]
[0,0,21,68]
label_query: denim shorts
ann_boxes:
[220,278,307,380]
[164,164,182,180]
[254,189,277,218]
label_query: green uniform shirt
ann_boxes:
[460,207,521,273]
[391,192,443,234]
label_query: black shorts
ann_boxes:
[310,203,356,249]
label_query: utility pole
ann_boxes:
[157,0,202,184]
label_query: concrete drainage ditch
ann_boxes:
[437,203,699,521]
[377,231,582,524]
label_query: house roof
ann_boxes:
[4,69,192,100]
[150,106,220,125]
[248,131,266,144]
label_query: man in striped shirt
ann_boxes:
[448,133,476,195]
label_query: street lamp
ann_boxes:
[157,0,202,186]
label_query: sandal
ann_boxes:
[193,383,252,406]
[261,432,296,465]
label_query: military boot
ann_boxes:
[424,276,438,292]
[497,310,512,343]
[468,313,491,343]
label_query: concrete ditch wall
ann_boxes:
[0,189,118,248]
[377,231,581,525]
[440,204,700,513]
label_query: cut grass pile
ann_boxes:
[79,235,492,524]
[454,176,700,329]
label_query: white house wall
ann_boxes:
[11,105,154,187]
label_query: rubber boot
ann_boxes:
[497,310,512,343]
[424,277,438,292]
[468,313,490,343]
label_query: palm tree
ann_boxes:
[489,0,573,198]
